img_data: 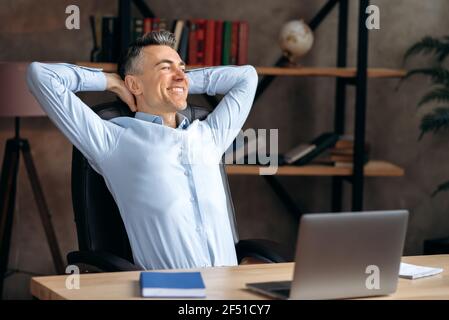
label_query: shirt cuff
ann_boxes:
[186,68,207,94]
[77,65,107,91]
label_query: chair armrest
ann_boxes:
[235,239,294,263]
[67,251,142,272]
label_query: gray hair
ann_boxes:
[118,30,176,79]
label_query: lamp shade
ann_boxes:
[0,62,46,117]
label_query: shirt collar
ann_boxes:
[135,112,190,129]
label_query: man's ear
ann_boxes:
[124,75,143,96]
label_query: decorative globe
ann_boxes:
[279,20,314,64]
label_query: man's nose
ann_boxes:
[173,67,186,80]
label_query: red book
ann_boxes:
[237,21,248,65]
[230,21,239,65]
[214,20,223,66]
[188,20,198,65]
[204,20,216,66]
[195,19,206,65]
[143,18,152,35]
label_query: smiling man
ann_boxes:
[26,31,258,270]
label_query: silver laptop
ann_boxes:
[246,210,408,300]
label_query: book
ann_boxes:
[399,262,443,279]
[222,21,232,65]
[281,132,339,166]
[195,19,206,65]
[309,136,371,167]
[188,20,198,65]
[214,20,223,65]
[101,16,119,62]
[204,20,216,66]
[172,20,185,52]
[140,271,206,298]
[178,22,190,62]
[330,154,354,163]
[238,21,248,65]
[230,21,239,65]
[335,135,354,149]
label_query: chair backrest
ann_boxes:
[71,100,239,264]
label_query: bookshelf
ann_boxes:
[106,0,403,220]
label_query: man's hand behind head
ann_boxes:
[105,72,137,112]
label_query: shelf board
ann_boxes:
[75,62,406,79]
[225,160,404,177]
[255,67,406,78]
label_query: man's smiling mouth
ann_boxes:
[168,86,185,93]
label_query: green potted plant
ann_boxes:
[403,35,449,254]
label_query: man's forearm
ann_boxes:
[27,62,107,95]
[192,65,258,153]
[187,65,258,96]
[26,62,122,162]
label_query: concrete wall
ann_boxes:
[1,0,449,299]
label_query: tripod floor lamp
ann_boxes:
[0,62,64,297]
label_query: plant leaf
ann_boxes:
[432,180,449,197]
[403,67,449,87]
[404,36,449,63]
[418,87,449,107]
[436,36,449,62]
[419,106,449,139]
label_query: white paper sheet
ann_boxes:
[399,262,443,279]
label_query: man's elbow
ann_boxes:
[242,65,258,90]
[26,62,44,90]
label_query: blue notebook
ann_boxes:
[140,271,206,298]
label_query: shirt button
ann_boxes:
[190,197,195,202]
[184,171,189,176]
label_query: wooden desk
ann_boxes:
[31,255,449,300]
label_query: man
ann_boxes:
[26,30,258,270]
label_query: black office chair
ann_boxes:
[67,100,293,272]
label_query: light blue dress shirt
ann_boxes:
[26,62,258,270]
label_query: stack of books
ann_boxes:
[90,15,248,66]
[315,136,370,167]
